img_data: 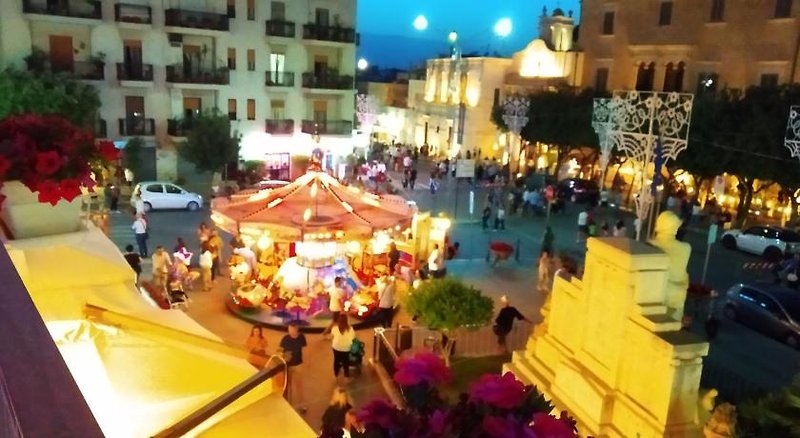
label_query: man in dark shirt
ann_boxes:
[494,296,530,353]
[279,322,308,413]
[123,244,142,286]
[388,242,400,273]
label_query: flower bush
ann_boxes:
[358,352,578,438]
[0,114,118,205]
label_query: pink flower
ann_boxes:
[358,399,399,429]
[35,151,62,176]
[530,413,577,438]
[482,415,539,438]
[35,180,62,205]
[429,409,448,435]
[469,372,527,409]
[393,351,451,387]
[59,178,82,202]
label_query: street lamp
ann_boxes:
[608,91,694,240]
[502,95,530,182]
[413,14,428,31]
[494,18,512,38]
[357,57,368,71]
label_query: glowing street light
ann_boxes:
[357,57,368,70]
[494,18,512,37]
[447,31,458,43]
[413,14,428,31]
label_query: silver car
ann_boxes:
[723,283,800,349]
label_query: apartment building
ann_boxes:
[0,0,357,181]
[580,0,800,94]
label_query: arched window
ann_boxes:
[663,61,685,92]
[635,62,655,91]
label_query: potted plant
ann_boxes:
[0,114,119,238]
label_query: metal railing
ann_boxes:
[265,71,294,87]
[302,23,357,43]
[301,72,353,89]
[266,19,295,37]
[301,120,352,135]
[23,0,101,19]
[265,119,294,135]
[116,63,153,81]
[167,118,195,137]
[700,359,771,404]
[50,61,104,80]
[114,2,151,24]
[118,118,155,136]
[165,8,229,31]
[166,65,229,85]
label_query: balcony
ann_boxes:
[22,0,102,20]
[301,120,352,136]
[167,118,196,137]
[301,72,353,90]
[45,61,105,80]
[165,9,229,31]
[266,20,295,37]
[265,71,295,87]
[265,119,294,135]
[118,118,155,136]
[166,65,229,85]
[302,24,357,43]
[114,3,152,24]
[116,63,153,81]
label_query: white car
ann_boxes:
[134,181,203,212]
[721,226,800,261]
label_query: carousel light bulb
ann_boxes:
[303,207,312,222]
[310,182,318,198]
[257,234,272,251]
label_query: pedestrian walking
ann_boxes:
[330,317,356,382]
[494,205,506,230]
[482,205,492,231]
[541,226,554,254]
[493,296,531,353]
[151,246,172,294]
[577,208,589,243]
[320,387,353,437]
[322,276,346,335]
[409,168,417,189]
[131,214,148,257]
[377,275,396,328]
[279,321,308,412]
[131,188,145,216]
[537,250,554,294]
[123,244,142,285]
[198,243,213,291]
[429,177,439,194]
[207,229,223,279]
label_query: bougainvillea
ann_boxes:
[0,114,118,205]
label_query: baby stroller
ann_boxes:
[167,278,190,310]
[349,338,365,375]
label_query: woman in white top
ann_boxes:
[330,317,355,380]
[132,188,146,216]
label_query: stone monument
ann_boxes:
[506,214,709,437]
[650,211,692,322]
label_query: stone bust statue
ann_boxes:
[650,211,691,322]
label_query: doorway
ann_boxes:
[125,96,145,135]
[49,35,74,72]
[183,97,202,119]
[123,40,143,78]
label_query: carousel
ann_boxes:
[211,152,417,331]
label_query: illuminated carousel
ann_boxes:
[211,153,416,331]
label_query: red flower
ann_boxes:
[429,409,448,435]
[59,178,82,202]
[98,141,120,162]
[530,413,577,438]
[469,372,528,409]
[358,399,399,429]
[0,156,11,175]
[482,415,539,438]
[393,352,452,387]
[35,151,63,176]
[36,180,62,205]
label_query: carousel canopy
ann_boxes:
[212,171,416,241]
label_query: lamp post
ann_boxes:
[502,95,530,183]
[356,93,378,160]
[592,98,616,191]
[608,91,694,241]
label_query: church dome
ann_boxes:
[552,7,564,16]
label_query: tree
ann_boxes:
[0,68,100,128]
[405,277,494,365]
[178,109,241,175]
[737,374,800,437]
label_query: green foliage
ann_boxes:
[0,68,100,128]
[737,375,800,437]
[405,277,494,331]
[178,108,241,174]
[122,137,144,180]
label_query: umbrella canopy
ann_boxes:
[212,171,416,241]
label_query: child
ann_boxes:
[123,244,142,285]
[199,243,213,291]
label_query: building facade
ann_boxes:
[580,0,800,94]
[0,0,357,181]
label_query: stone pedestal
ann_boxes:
[505,237,709,437]
[0,181,82,239]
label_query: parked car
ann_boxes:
[720,226,800,261]
[723,282,800,349]
[556,178,599,204]
[134,182,203,212]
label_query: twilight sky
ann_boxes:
[357,0,581,69]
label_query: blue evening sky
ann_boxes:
[357,0,581,69]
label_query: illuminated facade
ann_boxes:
[580,0,800,93]
[0,0,357,180]
[370,7,583,159]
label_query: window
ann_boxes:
[227,48,236,70]
[709,0,725,21]
[775,0,793,18]
[313,100,328,123]
[635,62,656,91]
[760,73,779,88]
[662,62,685,92]
[247,49,255,71]
[659,1,673,26]
[145,184,163,193]
[696,72,719,94]
[247,99,256,120]
[602,11,615,35]
[271,1,285,20]
[594,68,609,92]
[247,0,255,20]
[227,0,235,18]
[228,99,237,121]
[271,99,285,119]
[165,184,182,194]
[315,8,330,26]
